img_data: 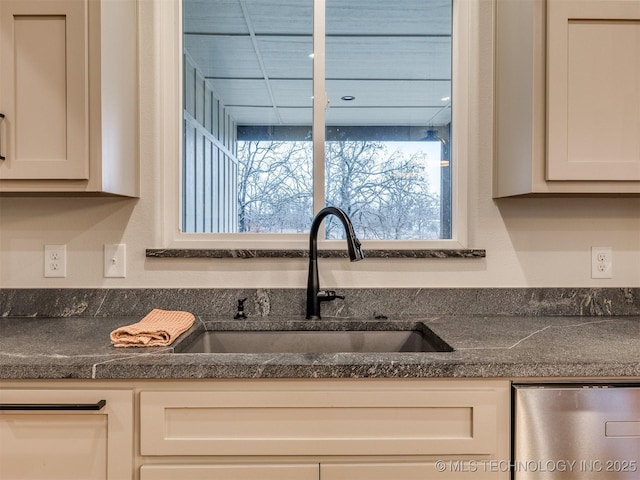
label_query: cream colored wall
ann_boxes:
[0,0,639,289]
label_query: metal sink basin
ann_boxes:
[178,325,453,354]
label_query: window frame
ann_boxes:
[160,0,469,250]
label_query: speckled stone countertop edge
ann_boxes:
[0,315,638,381]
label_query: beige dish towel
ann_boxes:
[110,309,195,347]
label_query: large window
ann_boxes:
[181,0,456,242]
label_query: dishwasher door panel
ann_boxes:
[513,385,640,479]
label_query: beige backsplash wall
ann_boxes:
[1,0,639,289]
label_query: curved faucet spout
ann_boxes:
[306,207,364,319]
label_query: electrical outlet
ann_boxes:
[591,246,612,279]
[104,244,126,278]
[44,245,67,278]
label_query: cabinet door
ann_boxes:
[0,389,133,480]
[0,0,88,180]
[141,387,501,457]
[140,464,319,480]
[322,462,505,480]
[547,0,640,181]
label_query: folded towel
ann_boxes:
[110,309,195,347]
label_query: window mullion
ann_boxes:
[312,0,326,222]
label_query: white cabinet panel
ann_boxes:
[0,389,133,480]
[139,380,510,480]
[0,0,138,196]
[0,0,88,180]
[547,0,640,181]
[142,462,503,480]
[140,387,500,457]
[494,0,640,196]
[1,413,107,479]
[322,462,503,480]
[140,464,319,480]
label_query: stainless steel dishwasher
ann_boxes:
[513,383,640,479]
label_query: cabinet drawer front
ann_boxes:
[1,412,107,479]
[140,464,318,480]
[140,388,500,456]
[322,462,505,480]
[0,389,133,480]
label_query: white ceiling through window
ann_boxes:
[183,0,452,127]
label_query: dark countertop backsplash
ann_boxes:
[1,287,639,318]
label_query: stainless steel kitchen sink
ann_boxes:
[177,325,453,354]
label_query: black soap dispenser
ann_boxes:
[234,298,248,320]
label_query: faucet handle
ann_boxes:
[317,290,345,301]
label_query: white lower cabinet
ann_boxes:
[0,378,510,480]
[138,379,511,480]
[0,387,133,480]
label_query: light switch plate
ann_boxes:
[104,244,126,278]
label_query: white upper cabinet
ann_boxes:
[0,0,88,180]
[494,0,640,197]
[547,0,640,181]
[0,0,138,196]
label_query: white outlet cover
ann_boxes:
[104,244,126,278]
[591,246,612,279]
[44,244,66,278]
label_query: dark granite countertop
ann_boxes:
[0,315,638,380]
